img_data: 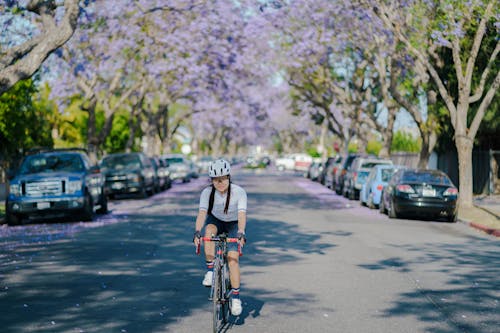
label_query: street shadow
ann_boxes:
[0,174,338,332]
[357,239,500,333]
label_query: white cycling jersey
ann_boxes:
[199,184,247,222]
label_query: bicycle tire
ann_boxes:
[212,264,221,333]
[221,263,230,323]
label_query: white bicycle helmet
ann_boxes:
[208,159,231,177]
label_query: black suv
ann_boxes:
[5,148,108,225]
[100,152,156,199]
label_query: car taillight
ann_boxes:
[376,185,383,191]
[396,184,415,193]
[443,188,458,196]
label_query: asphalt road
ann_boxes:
[1,169,499,333]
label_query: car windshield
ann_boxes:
[361,161,391,169]
[402,171,452,185]
[166,157,184,164]
[102,155,141,169]
[357,171,370,182]
[19,154,84,174]
[381,169,394,182]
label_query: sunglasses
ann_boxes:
[211,176,229,183]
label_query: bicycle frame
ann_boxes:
[196,234,242,332]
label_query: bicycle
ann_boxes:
[196,233,242,333]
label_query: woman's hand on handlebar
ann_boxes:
[237,231,246,247]
[193,230,202,247]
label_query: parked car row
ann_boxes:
[308,154,459,222]
[4,148,204,226]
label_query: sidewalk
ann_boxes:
[459,195,500,238]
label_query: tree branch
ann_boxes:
[464,0,494,95]
[470,40,500,103]
[0,0,80,95]
[468,70,500,139]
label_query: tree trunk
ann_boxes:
[418,142,430,169]
[84,98,99,163]
[456,135,474,208]
[417,125,430,169]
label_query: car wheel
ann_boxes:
[139,186,148,198]
[388,200,397,219]
[367,194,375,209]
[348,187,355,200]
[447,214,457,223]
[379,198,386,214]
[80,192,94,221]
[97,192,108,214]
[6,212,22,226]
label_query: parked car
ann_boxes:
[187,160,199,179]
[293,153,313,172]
[150,156,171,192]
[334,153,364,195]
[360,164,406,208]
[275,154,296,171]
[101,152,156,198]
[379,168,458,222]
[162,154,191,183]
[343,157,393,199]
[196,156,213,174]
[307,159,323,181]
[323,156,343,188]
[5,148,107,225]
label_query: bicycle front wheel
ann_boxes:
[221,264,231,323]
[212,266,221,333]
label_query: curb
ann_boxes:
[474,205,500,220]
[468,222,500,238]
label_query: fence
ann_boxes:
[390,152,419,168]
[438,149,500,194]
[490,150,500,194]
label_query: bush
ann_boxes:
[391,131,421,152]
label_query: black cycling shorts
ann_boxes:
[205,214,239,252]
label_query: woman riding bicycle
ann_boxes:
[193,158,247,316]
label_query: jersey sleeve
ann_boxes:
[237,187,247,212]
[199,187,210,211]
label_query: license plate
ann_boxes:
[112,182,124,190]
[37,202,51,210]
[422,188,436,197]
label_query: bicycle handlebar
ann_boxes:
[201,236,239,242]
[195,236,242,256]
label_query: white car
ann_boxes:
[293,153,313,172]
[275,154,296,171]
[162,154,191,183]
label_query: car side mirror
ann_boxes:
[7,169,16,180]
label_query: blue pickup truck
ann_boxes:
[5,148,108,226]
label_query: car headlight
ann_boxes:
[127,173,140,182]
[67,180,83,194]
[9,184,20,196]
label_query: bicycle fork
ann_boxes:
[208,248,224,301]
